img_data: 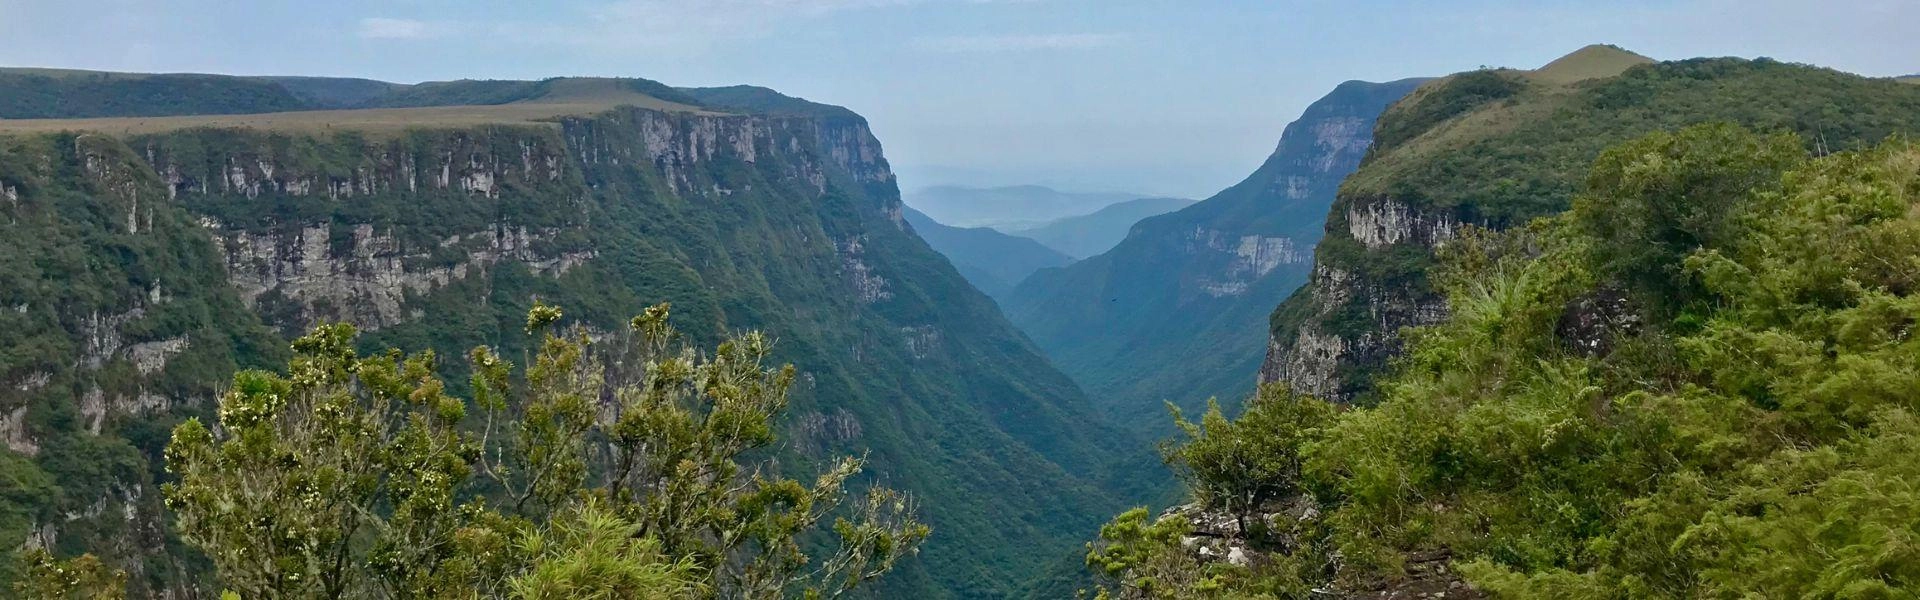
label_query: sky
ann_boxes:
[0,0,1913,198]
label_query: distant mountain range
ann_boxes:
[904,185,1150,230]
[1006,197,1195,259]
[904,189,1192,299]
[904,207,1072,300]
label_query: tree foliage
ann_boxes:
[163,302,928,599]
[1100,125,1920,598]
[14,550,126,600]
[1160,389,1333,536]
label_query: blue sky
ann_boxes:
[0,0,1912,197]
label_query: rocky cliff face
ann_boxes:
[0,93,1124,598]
[1258,196,1467,400]
[1005,78,1423,431]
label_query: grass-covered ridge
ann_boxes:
[0,67,873,136]
[1344,55,1920,223]
[1269,48,1920,401]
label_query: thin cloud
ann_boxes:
[359,0,1044,51]
[912,33,1127,53]
[357,18,446,40]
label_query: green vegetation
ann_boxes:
[679,86,864,122]
[160,304,926,599]
[1272,54,1920,401]
[1524,44,1653,85]
[1161,391,1332,538]
[15,550,125,599]
[0,133,283,591]
[1097,125,1920,598]
[0,71,310,119]
[366,77,702,111]
[1349,58,1920,223]
[0,68,709,121]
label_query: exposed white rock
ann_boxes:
[80,387,106,435]
[1202,282,1250,297]
[1233,235,1302,279]
[213,221,592,330]
[1268,328,1347,400]
[835,237,892,304]
[1227,546,1250,567]
[1309,116,1372,173]
[124,336,188,376]
[1283,175,1312,200]
[792,408,863,455]
[13,371,49,392]
[1346,198,1458,250]
[900,325,941,359]
[81,308,144,369]
[1,405,36,455]
[79,386,171,435]
[1187,227,1306,297]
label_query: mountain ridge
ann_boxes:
[1007,196,1194,259]
[904,184,1152,230]
[1006,77,1426,432]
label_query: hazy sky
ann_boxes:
[0,0,1912,197]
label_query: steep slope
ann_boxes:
[0,78,1140,598]
[1262,48,1920,402]
[904,207,1072,300]
[1005,79,1424,431]
[1008,197,1194,259]
[904,185,1143,230]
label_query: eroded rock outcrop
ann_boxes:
[1260,200,1463,400]
[210,221,590,330]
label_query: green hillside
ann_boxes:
[1264,51,1920,402]
[0,76,1145,598]
[1525,43,1654,84]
